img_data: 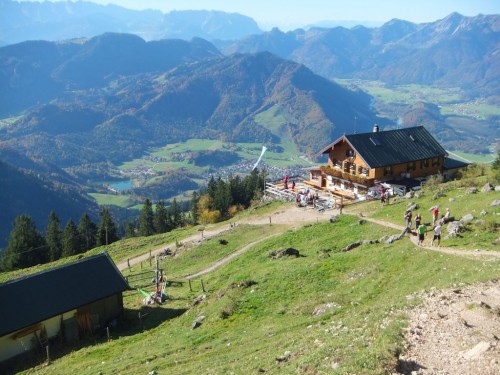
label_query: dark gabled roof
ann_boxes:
[444,155,470,170]
[321,126,447,168]
[0,253,130,337]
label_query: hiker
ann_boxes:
[417,222,426,246]
[380,188,386,204]
[414,212,422,230]
[431,223,442,247]
[404,210,412,229]
[443,208,451,224]
[432,207,439,225]
[291,180,296,190]
[384,190,390,205]
[284,175,289,185]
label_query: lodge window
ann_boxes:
[351,163,356,175]
[384,166,392,176]
[420,159,429,169]
[343,161,350,173]
[358,166,363,174]
[432,158,440,166]
[332,158,341,169]
[407,162,416,171]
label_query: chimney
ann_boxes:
[373,125,379,133]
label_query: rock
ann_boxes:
[449,197,455,202]
[358,219,366,225]
[193,294,206,305]
[408,203,419,211]
[475,219,485,226]
[276,351,291,362]
[491,200,500,207]
[330,215,338,223]
[463,341,491,360]
[460,214,474,224]
[415,191,423,199]
[465,187,478,194]
[362,239,379,245]
[342,241,361,252]
[495,186,500,192]
[271,247,301,259]
[192,315,206,330]
[447,221,465,236]
[405,191,414,199]
[480,210,488,216]
[481,183,494,193]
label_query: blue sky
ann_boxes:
[18,0,500,30]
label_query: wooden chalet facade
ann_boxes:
[308,126,447,197]
[0,253,130,364]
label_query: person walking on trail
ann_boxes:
[432,207,439,225]
[404,210,412,229]
[414,212,422,231]
[431,223,442,247]
[384,190,390,205]
[417,222,426,246]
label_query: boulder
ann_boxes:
[342,241,361,252]
[272,247,301,259]
[465,187,478,194]
[460,214,474,224]
[491,200,500,207]
[192,315,206,330]
[447,221,465,236]
[405,191,414,199]
[481,183,494,193]
[480,210,488,216]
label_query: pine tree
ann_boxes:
[190,191,200,225]
[96,208,118,246]
[207,176,217,203]
[45,210,63,261]
[77,213,97,252]
[213,178,232,218]
[124,221,136,238]
[62,219,80,257]
[170,198,183,228]
[1,214,46,271]
[154,200,170,234]
[139,198,155,236]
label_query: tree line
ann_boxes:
[0,169,266,272]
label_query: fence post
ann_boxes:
[189,279,192,291]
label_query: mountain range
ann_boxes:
[218,13,500,102]
[0,0,261,46]
[0,2,498,250]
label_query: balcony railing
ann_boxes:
[321,165,374,187]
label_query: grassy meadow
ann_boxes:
[4,178,498,375]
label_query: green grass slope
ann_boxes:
[3,182,499,374]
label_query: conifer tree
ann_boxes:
[96,208,118,246]
[190,191,200,225]
[207,176,217,203]
[139,198,155,236]
[77,213,97,252]
[213,178,232,218]
[170,198,183,228]
[124,221,136,238]
[62,219,80,257]
[45,210,63,261]
[154,200,170,234]
[1,214,46,271]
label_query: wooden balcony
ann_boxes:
[320,166,375,187]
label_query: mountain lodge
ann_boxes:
[307,126,449,199]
